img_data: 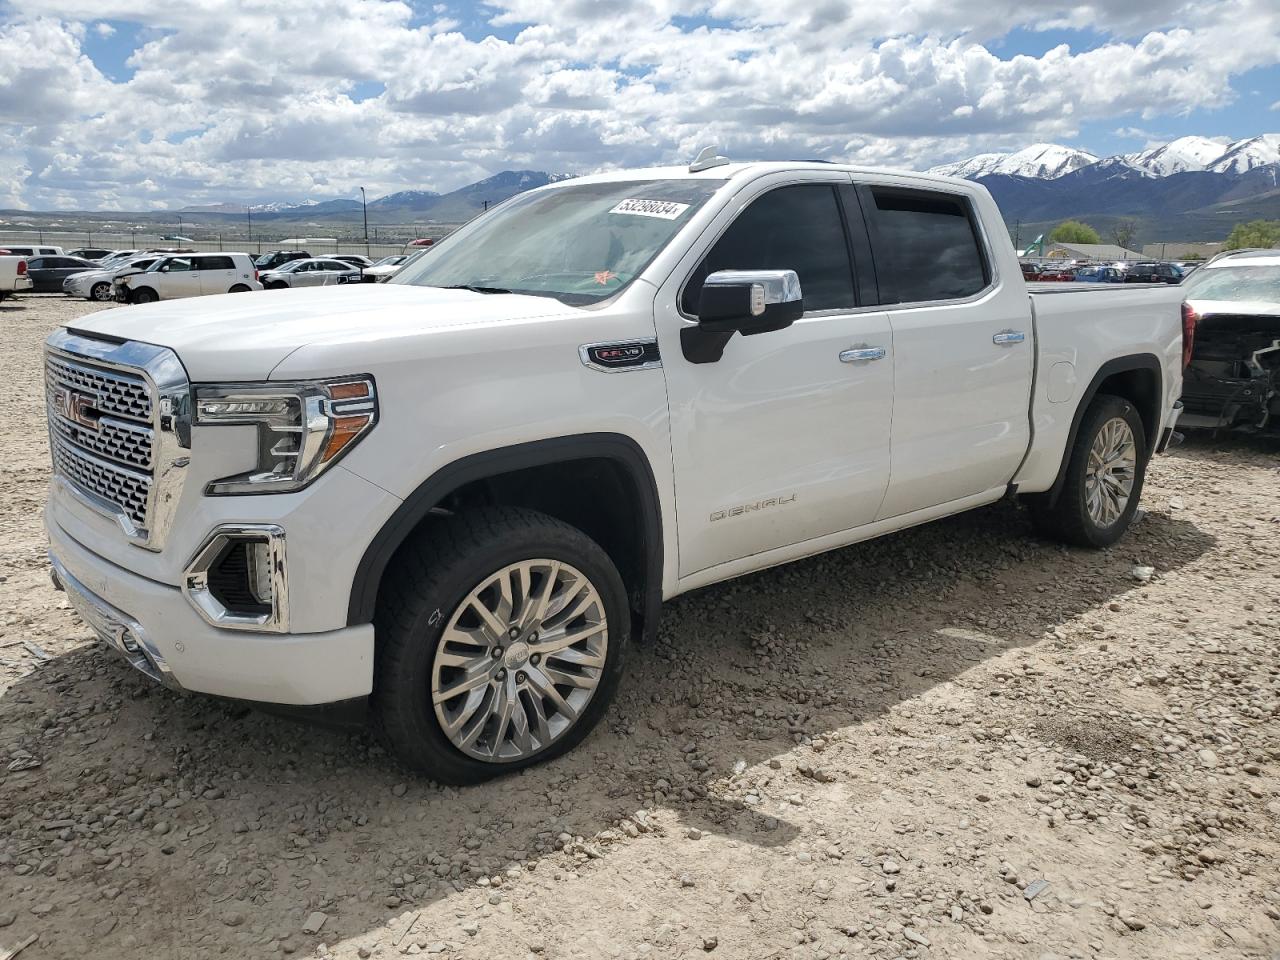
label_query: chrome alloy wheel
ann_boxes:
[432,559,608,763]
[1085,416,1136,527]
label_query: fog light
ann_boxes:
[183,525,288,632]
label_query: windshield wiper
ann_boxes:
[441,284,513,295]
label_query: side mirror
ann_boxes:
[682,269,803,364]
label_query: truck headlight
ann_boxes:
[194,377,377,495]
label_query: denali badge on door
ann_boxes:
[579,339,661,372]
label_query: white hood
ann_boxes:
[68,284,572,381]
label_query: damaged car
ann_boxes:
[1180,250,1280,435]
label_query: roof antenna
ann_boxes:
[689,145,730,173]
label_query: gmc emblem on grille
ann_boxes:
[52,386,101,430]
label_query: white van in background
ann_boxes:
[0,244,65,258]
[113,252,262,303]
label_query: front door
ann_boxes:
[656,176,894,578]
[159,257,203,298]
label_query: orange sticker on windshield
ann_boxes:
[594,270,617,285]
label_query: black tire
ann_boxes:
[132,287,158,304]
[90,282,112,302]
[229,284,251,293]
[1028,393,1148,548]
[373,506,629,784]
[268,281,287,290]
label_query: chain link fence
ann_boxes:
[0,229,460,261]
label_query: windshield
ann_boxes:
[374,256,405,267]
[1183,264,1280,303]
[394,179,724,305]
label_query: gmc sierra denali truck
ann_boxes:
[44,156,1186,783]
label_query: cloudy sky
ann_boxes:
[1,0,1278,210]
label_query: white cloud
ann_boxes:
[0,0,1277,208]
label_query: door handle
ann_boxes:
[993,331,1026,345]
[839,346,886,363]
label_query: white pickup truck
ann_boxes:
[44,157,1186,783]
[0,255,33,301]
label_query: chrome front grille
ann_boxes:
[51,440,151,528]
[45,353,152,420]
[46,349,156,530]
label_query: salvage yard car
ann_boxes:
[113,252,262,302]
[0,255,33,301]
[43,157,1185,784]
[23,255,99,292]
[1179,249,1280,434]
[259,257,363,289]
[64,255,162,302]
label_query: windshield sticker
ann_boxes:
[593,270,618,285]
[609,198,691,220]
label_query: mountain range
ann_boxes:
[179,170,573,223]
[927,135,1280,243]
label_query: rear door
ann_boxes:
[858,181,1033,519]
[194,255,237,294]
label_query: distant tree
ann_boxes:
[1224,220,1280,250]
[1110,219,1139,251]
[1050,220,1101,245]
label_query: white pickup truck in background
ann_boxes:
[43,156,1185,783]
[0,256,33,301]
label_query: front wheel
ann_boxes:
[373,507,629,784]
[1028,393,1148,548]
[131,287,158,304]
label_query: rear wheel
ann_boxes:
[90,282,113,302]
[373,507,628,784]
[1029,393,1147,548]
[229,284,251,293]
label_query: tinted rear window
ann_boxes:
[196,256,235,270]
[867,189,990,304]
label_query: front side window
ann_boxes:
[395,179,724,306]
[867,188,990,304]
[150,257,192,273]
[682,184,856,315]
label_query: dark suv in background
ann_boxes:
[254,250,312,271]
[1124,261,1183,284]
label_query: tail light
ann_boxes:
[16,260,26,275]
[254,269,259,282]
[1180,302,1199,371]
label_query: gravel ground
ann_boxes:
[2,292,1279,960]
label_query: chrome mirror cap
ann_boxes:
[704,269,802,315]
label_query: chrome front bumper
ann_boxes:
[49,552,180,689]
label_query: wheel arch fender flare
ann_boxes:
[346,433,664,628]
[1044,353,1163,506]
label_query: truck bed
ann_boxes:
[1013,282,1185,493]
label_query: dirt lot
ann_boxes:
[1,293,1279,960]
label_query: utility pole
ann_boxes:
[247,206,252,243]
[360,187,369,255]
[1013,219,1021,251]
[177,214,183,236]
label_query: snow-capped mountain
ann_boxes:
[1123,136,1228,176]
[928,143,1098,180]
[931,134,1280,182]
[1207,134,1280,175]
